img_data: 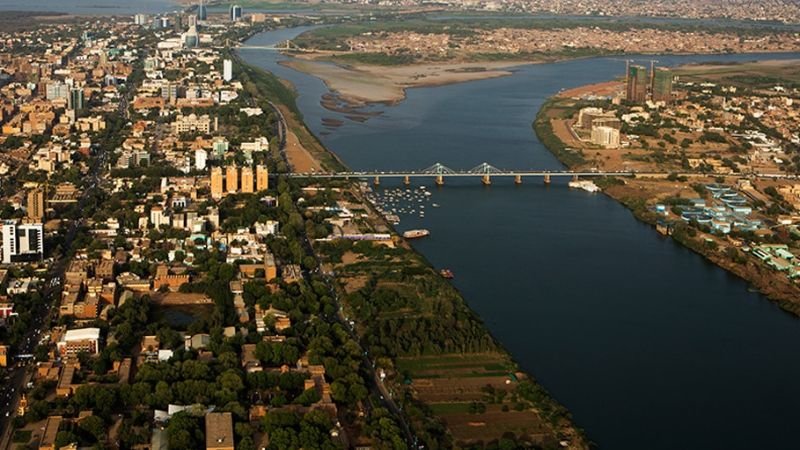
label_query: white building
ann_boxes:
[2,221,44,264]
[150,206,167,229]
[195,149,207,171]
[591,126,621,149]
[57,328,101,357]
[223,59,233,82]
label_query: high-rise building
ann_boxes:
[223,59,233,82]
[187,15,197,27]
[184,25,200,48]
[197,0,207,20]
[230,4,242,22]
[46,82,68,101]
[651,67,673,103]
[211,167,224,199]
[2,221,44,264]
[195,149,207,171]
[68,87,84,111]
[226,165,239,194]
[625,64,648,104]
[256,165,269,191]
[27,189,45,222]
[240,166,254,193]
[134,14,148,26]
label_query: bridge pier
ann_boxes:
[514,175,522,185]
[403,175,410,186]
[435,175,444,186]
[373,176,380,186]
[482,175,491,186]
[544,174,551,184]
[572,174,579,182]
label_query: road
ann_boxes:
[0,106,113,450]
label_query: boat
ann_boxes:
[568,180,600,193]
[440,269,454,279]
[403,229,430,239]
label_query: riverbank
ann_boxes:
[533,96,800,316]
[241,46,590,449]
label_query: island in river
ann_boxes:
[278,16,800,105]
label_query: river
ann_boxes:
[241,27,800,450]
[0,0,179,15]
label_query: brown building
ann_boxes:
[240,166,254,193]
[226,164,238,194]
[211,167,224,200]
[153,265,189,292]
[27,188,45,221]
[39,416,63,450]
[256,165,269,191]
[205,412,235,450]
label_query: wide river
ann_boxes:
[242,27,800,450]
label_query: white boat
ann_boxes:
[403,229,430,239]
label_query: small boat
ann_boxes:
[403,229,430,239]
[440,269,454,279]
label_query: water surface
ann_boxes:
[241,28,800,449]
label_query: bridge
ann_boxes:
[286,162,794,186]
[238,40,324,53]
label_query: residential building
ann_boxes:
[211,167,224,199]
[205,412,234,450]
[2,221,44,264]
[27,188,45,221]
[240,166,254,193]
[223,59,233,82]
[226,164,238,194]
[256,165,268,191]
[591,125,621,148]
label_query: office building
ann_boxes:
[256,165,269,191]
[197,0,207,20]
[223,59,233,82]
[211,167,224,199]
[626,64,648,104]
[226,165,238,194]
[134,14,148,26]
[184,25,200,49]
[651,67,673,103]
[172,114,212,135]
[240,166,254,193]
[57,328,101,357]
[45,82,68,101]
[68,87,84,111]
[27,188,45,222]
[2,221,44,264]
[229,4,242,22]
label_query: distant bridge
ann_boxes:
[238,40,324,53]
[286,162,794,186]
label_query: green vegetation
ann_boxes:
[533,99,586,167]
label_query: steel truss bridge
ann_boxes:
[286,162,793,186]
